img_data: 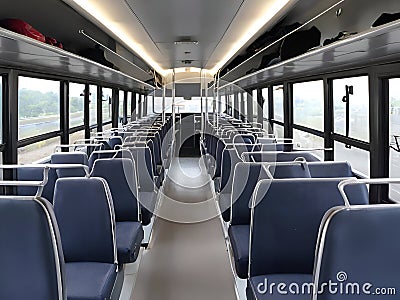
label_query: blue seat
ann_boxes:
[88,150,117,170]
[115,222,144,264]
[308,161,353,178]
[17,167,58,203]
[314,204,400,300]
[218,148,242,221]
[108,136,123,150]
[65,263,116,300]
[51,152,89,177]
[213,139,226,179]
[233,134,256,144]
[228,225,250,279]
[91,158,144,263]
[128,147,157,225]
[268,162,311,179]
[0,196,65,300]
[242,151,320,163]
[248,179,369,299]
[53,177,119,300]
[228,163,270,278]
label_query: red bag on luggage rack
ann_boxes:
[0,18,46,43]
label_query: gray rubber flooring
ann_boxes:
[130,157,237,300]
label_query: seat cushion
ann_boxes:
[228,225,250,279]
[248,274,313,299]
[66,262,117,300]
[116,222,144,264]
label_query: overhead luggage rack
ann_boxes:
[220,20,400,90]
[0,27,155,91]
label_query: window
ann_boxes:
[242,93,247,120]
[118,90,124,120]
[220,95,226,114]
[140,95,145,117]
[69,83,85,128]
[18,77,60,140]
[252,90,258,123]
[293,80,324,131]
[103,123,113,131]
[389,78,400,201]
[69,130,85,144]
[89,85,97,126]
[333,76,369,141]
[147,95,153,115]
[154,94,162,114]
[293,129,324,159]
[334,142,370,176]
[274,124,284,138]
[103,88,112,123]
[127,91,132,119]
[136,94,141,117]
[18,137,60,164]
[273,85,284,122]
[262,88,269,119]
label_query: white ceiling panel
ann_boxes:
[62,0,296,74]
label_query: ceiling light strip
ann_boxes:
[71,0,170,76]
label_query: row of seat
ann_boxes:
[206,115,400,299]
[1,114,172,299]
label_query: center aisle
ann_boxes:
[130,157,237,300]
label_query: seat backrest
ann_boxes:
[91,158,139,222]
[249,178,368,277]
[261,143,294,152]
[53,177,116,264]
[147,139,159,175]
[152,132,162,165]
[233,134,256,144]
[0,196,65,300]
[51,152,89,177]
[88,150,117,170]
[268,162,312,179]
[314,205,400,300]
[108,136,123,150]
[17,167,58,203]
[214,139,226,178]
[234,143,261,156]
[242,151,320,162]
[128,147,155,192]
[308,161,353,178]
[230,163,269,225]
[220,148,242,193]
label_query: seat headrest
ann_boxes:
[51,152,89,178]
[0,197,65,299]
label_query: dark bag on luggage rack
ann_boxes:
[280,26,321,61]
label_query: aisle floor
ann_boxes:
[130,157,237,300]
